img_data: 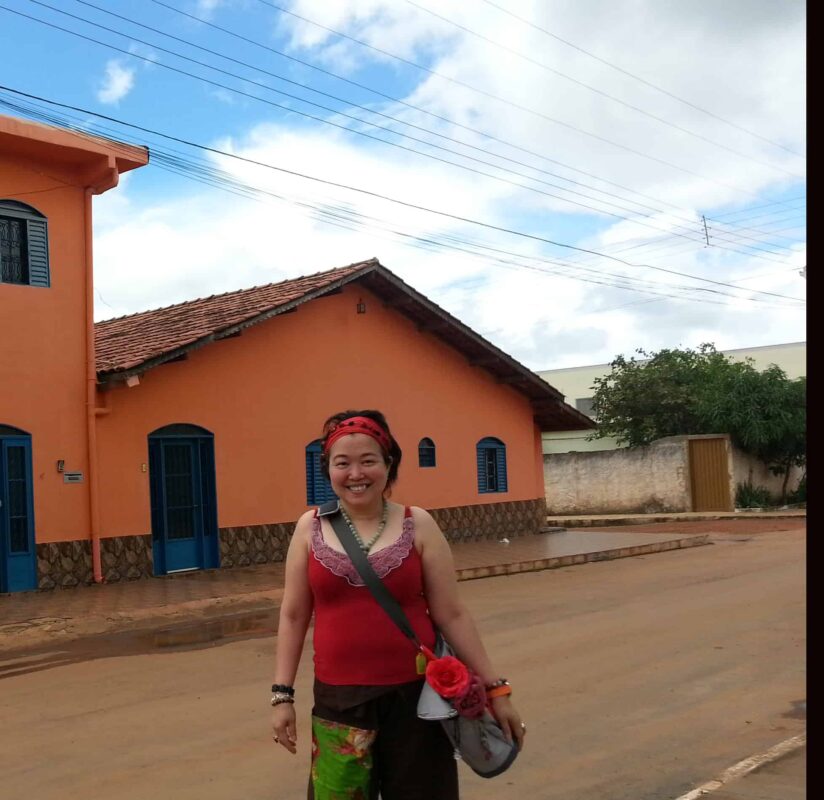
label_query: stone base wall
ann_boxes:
[219,523,293,568]
[430,498,547,543]
[36,534,152,589]
[36,540,93,589]
[31,499,546,590]
[101,535,153,583]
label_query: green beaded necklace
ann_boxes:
[340,500,389,553]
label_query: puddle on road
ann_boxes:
[0,609,277,678]
[782,699,806,720]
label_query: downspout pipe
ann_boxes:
[84,157,119,584]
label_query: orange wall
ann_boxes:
[0,155,91,542]
[95,284,544,537]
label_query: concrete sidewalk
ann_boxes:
[0,527,710,653]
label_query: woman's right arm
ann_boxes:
[271,510,315,754]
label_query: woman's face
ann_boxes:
[327,433,390,508]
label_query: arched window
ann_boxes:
[0,200,49,287]
[476,437,508,494]
[306,440,336,505]
[418,437,436,468]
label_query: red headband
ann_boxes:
[323,416,392,455]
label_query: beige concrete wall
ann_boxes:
[731,446,805,504]
[544,438,691,515]
[541,430,622,455]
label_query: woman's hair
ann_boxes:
[320,409,402,487]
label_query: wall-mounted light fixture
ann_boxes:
[56,460,65,473]
[356,298,366,314]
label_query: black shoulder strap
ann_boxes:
[321,504,421,649]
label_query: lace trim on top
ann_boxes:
[311,514,415,587]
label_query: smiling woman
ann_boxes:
[270,408,525,799]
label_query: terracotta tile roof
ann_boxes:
[95,259,375,375]
[94,257,594,431]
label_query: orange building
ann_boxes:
[90,260,592,583]
[2,115,592,592]
[0,115,147,592]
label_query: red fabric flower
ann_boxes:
[453,674,487,719]
[425,655,471,698]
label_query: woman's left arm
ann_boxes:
[415,507,525,749]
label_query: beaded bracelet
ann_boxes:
[270,694,295,707]
[486,681,512,699]
[485,678,509,690]
[271,684,295,696]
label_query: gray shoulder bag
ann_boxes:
[318,501,519,778]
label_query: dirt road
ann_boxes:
[0,526,805,800]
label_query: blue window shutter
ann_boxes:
[476,443,487,493]
[496,445,508,492]
[306,441,335,504]
[477,437,507,494]
[305,449,314,505]
[26,218,49,287]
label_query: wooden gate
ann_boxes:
[688,437,733,511]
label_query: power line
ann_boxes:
[476,0,805,159]
[55,0,722,229]
[246,0,793,201]
[147,0,736,226]
[9,2,728,239]
[148,0,803,248]
[404,0,802,179]
[17,0,802,266]
[0,84,804,306]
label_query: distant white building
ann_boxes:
[536,341,806,454]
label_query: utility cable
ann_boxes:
[18,1,801,262]
[404,0,803,178]
[0,84,804,304]
[477,0,804,158]
[246,0,789,201]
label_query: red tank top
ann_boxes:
[308,506,436,685]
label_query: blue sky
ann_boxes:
[0,0,806,370]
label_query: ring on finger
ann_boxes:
[520,722,526,732]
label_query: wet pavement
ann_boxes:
[0,511,805,653]
[0,526,715,654]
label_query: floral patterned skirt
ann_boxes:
[308,678,459,800]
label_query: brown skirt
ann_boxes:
[309,678,459,800]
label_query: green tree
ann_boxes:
[590,344,806,503]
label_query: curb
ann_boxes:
[455,534,711,581]
[672,733,806,800]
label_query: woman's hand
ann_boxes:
[271,703,298,754]
[489,695,526,751]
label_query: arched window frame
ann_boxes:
[476,437,508,494]
[418,437,436,468]
[305,440,336,505]
[0,200,50,287]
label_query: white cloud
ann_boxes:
[91,0,805,371]
[96,60,136,105]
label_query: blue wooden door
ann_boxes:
[0,436,37,592]
[161,440,203,572]
[149,427,219,575]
